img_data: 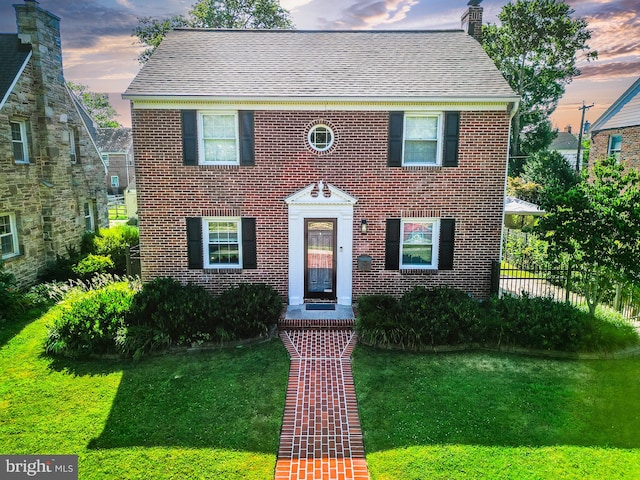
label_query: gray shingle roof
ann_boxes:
[124,29,517,100]
[95,128,132,153]
[0,34,31,108]
[590,77,640,131]
[550,131,579,151]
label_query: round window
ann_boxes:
[308,124,334,152]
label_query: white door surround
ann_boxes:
[285,182,357,306]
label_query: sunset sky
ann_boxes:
[1,0,638,132]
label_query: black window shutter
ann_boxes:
[181,110,198,166]
[186,217,203,269]
[239,111,255,166]
[388,112,404,167]
[438,219,455,270]
[443,112,460,167]
[385,219,401,270]
[242,218,257,269]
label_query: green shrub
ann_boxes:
[72,254,115,279]
[216,283,283,339]
[0,261,20,321]
[44,282,136,357]
[91,225,139,273]
[127,277,221,347]
[356,294,407,348]
[400,286,484,347]
[38,246,83,282]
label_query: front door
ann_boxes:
[305,219,336,300]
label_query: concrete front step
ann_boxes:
[279,318,355,330]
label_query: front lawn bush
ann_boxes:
[44,282,136,357]
[216,283,283,339]
[127,277,221,348]
[356,286,639,353]
[356,294,406,347]
[88,225,139,273]
[400,286,484,347]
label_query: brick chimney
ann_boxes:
[461,0,483,43]
[564,125,572,134]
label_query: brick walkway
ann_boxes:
[275,321,370,480]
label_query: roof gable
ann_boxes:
[590,77,640,131]
[0,34,31,110]
[124,30,516,101]
[95,128,132,153]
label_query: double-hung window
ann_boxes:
[11,121,29,163]
[608,134,622,161]
[403,114,443,165]
[203,217,242,268]
[199,112,238,165]
[1,213,19,259]
[400,218,440,269]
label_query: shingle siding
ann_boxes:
[132,109,509,299]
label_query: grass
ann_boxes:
[0,307,290,479]
[353,346,640,479]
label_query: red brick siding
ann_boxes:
[590,126,640,170]
[132,109,510,299]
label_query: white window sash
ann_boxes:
[202,217,243,269]
[197,111,239,165]
[402,113,443,166]
[11,121,29,164]
[399,218,440,270]
[0,213,19,259]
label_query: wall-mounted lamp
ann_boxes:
[361,219,368,234]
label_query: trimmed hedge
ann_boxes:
[356,286,639,353]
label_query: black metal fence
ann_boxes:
[491,260,640,321]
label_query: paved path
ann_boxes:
[275,320,370,480]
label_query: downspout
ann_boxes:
[498,100,521,272]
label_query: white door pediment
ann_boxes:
[285,182,358,206]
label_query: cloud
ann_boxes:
[579,61,640,80]
[319,0,419,29]
[280,0,314,11]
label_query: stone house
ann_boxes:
[123,4,518,306]
[589,77,640,169]
[0,0,108,286]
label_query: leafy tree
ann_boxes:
[522,150,581,208]
[482,0,597,158]
[133,0,294,64]
[535,157,640,318]
[67,81,121,128]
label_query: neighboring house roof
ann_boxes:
[124,29,517,102]
[0,33,32,109]
[549,131,579,151]
[504,196,544,216]
[590,77,640,131]
[95,128,132,154]
[67,86,107,172]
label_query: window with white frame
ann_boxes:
[400,218,440,269]
[203,218,242,268]
[403,114,443,165]
[101,154,110,167]
[1,213,19,259]
[608,134,622,161]
[111,176,119,188]
[308,124,334,152]
[84,202,95,232]
[198,112,238,164]
[10,121,29,163]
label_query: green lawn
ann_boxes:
[353,346,640,480]
[0,308,289,479]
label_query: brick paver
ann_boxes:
[276,325,369,480]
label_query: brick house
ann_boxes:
[95,128,135,195]
[589,77,640,169]
[0,0,108,286]
[123,7,518,306]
